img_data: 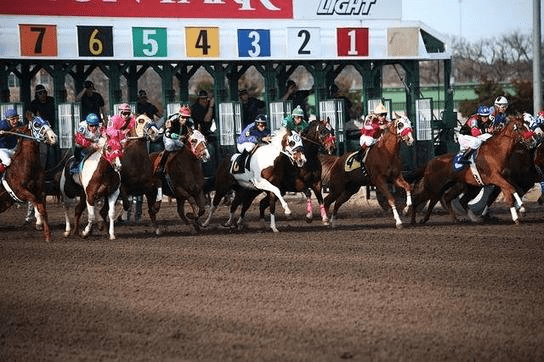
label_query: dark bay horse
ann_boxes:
[256,119,336,225]
[410,115,535,225]
[202,128,306,232]
[149,130,209,234]
[0,117,57,241]
[60,136,123,239]
[115,115,162,234]
[319,116,414,228]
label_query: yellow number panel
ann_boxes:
[185,27,219,58]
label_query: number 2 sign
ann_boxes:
[19,24,57,56]
[337,28,369,57]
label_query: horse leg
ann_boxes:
[106,189,120,240]
[145,189,161,236]
[73,197,87,237]
[236,190,261,231]
[223,191,244,228]
[14,188,51,242]
[310,185,330,226]
[330,187,358,228]
[393,176,412,215]
[259,194,270,226]
[373,177,403,228]
[268,192,279,233]
[252,179,291,216]
[82,200,95,238]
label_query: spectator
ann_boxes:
[136,89,162,121]
[330,83,353,120]
[190,90,220,174]
[30,84,60,169]
[281,80,312,120]
[239,88,265,128]
[77,80,107,124]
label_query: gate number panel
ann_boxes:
[77,26,114,57]
[237,29,271,57]
[336,27,369,56]
[132,27,168,57]
[19,24,58,56]
[186,27,219,57]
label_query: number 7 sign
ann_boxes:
[337,28,369,57]
[19,24,57,56]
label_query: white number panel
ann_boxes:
[287,27,321,58]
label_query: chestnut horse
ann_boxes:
[0,117,57,241]
[257,118,336,225]
[149,130,210,234]
[202,127,306,232]
[60,136,123,240]
[410,115,535,225]
[319,116,415,228]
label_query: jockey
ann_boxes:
[527,111,544,205]
[71,113,104,173]
[356,103,389,160]
[490,96,509,130]
[234,114,272,170]
[282,105,308,133]
[155,105,194,176]
[103,103,136,163]
[456,105,493,165]
[0,108,23,175]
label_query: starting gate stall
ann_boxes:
[0,0,457,173]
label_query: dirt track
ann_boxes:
[1,191,544,361]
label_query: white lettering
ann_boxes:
[233,0,280,11]
[360,0,376,15]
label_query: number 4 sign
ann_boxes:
[337,28,369,57]
[186,27,219,58]
[19,24,57,56]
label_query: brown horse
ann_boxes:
[320,116,415,228]
[60,136,123,240]
[115,115,162,234]
[410,115,535,225]
[202,128,306,232]
[253,118,336,225]
[0,117,57,241]
[149,130,209,234]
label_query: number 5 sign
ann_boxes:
[133,27,167,57]
[337,28,369,57]
[19,24,57,56]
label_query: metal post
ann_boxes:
[533,0,542,113]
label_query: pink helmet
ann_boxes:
[119,103,131,113]
[179,105,191,117]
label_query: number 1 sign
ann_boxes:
[336,27,368,57]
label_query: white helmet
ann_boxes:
[495,96,508,106]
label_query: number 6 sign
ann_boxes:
[337,28,369,57]
[77,26,113,57]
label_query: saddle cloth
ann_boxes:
[230,152,251,174]
[344,151,369,177]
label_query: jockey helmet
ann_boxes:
[179,105,191,117]
[537,111,544,120]
[4,108,18,119]
[373,103,388,115]
[494,96,508,107]
[118,103,131,113]
[477,105,492,116]
[255,114,268,125]
[292,105,304,117]
[85,113,100,126]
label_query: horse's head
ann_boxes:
[392,115,414,146]
[133,114,162,142]
[501,115,536,147]
[187,130,210,162]
[303,118,336,155]
[102,137,123,172]
[30,116,57,145]
[282,130,306,167]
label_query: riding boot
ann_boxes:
[71,147,82,174]
[356,145,367,162]
[237,149,248,170]
[155,151,169,176]
[459,148,474,164]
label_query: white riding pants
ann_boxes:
[359,135,377,147]
[237,142,256,153]
[0,148,15,166]
[458,133,492,152]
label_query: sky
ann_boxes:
[402,0,543,42]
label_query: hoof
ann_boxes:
[271,227,279,233]
[155,228,162,236]
[305,215,313,224]
[395,223,403,229]
[109,235,116,240]
[35,224,43,231]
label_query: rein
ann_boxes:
[0,130,40,141]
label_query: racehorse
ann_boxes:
[202,127,306,232]
[149,130,210,234]
[410,115,535,225]
[0,117,57,241]
[319,116,414,228]
[60,135,123,240]
[113,114,162,233]
[256,118,336,225]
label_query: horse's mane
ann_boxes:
[271,127,289,149]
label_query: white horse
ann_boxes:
[202,127,306,232]
[60,136,123,240]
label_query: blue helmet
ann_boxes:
[477,105,492,116]
[255,114,268,125]
[4,108,18,119]
[85,113,100,126]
